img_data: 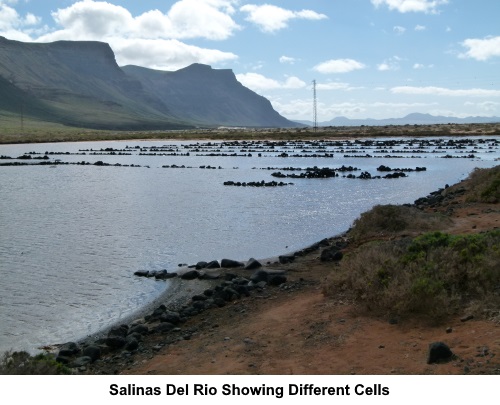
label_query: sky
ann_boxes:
[1,0,499,122]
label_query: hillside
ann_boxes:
[122,64,297,128]
[0,37,297,130]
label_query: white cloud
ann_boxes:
[0,1,41,40]
[464,101,500,113]
[415,24,426,31]
[371,0,449,14]
[240,4,327,33]
[391,86,500,97]
[112,38,238,70]
[236,72,306,91]
[12,0,241,71]
[317,82,351,91]
[393,25,406,35]
[313,59,366,74]
[40,0,241,42]
[279,55,297,64]
[377,56,402,71]
[459,36,500,61]
[413,63,434,69]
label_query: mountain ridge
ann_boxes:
[296,112,500,127]
[0,36,298,130]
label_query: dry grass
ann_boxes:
[347,204,452,243]
[324,230,500,322]
[460,165,500,203]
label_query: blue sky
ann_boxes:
[1,0,499,121]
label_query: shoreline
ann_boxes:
[82,166,499,375]
[1,122,500,145]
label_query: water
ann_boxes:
[0,136,499,353]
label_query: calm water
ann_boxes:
[0,136,499,353]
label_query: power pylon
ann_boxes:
[312,80,318,132]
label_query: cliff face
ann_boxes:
[122,64,298,127]
[0,37,183,129]
[0,37,297,130]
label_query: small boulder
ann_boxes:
[221,258,245,268]
[82,345,101,362]
[320,247,344,262]
[70,356,92,368]
[427,342,454,364]
[181,270,200,280]
[105,336,127,349]
[205,260,221,269]
[245,258,262,270]
[279,255,295,264]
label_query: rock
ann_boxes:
[221,258,245,268]
[195,261,208,270]
[427,342,454,364]
[160,311,181,325]
[218,287,240,301]
[134,270,149,277]
[58,342,80,356]
[108,325,128,338]
[125,338,139,351]
[320,247,344,262]
[154,322,175,333]
[155,270,177,280]
[279,254,295,264]
[105,336,127,349]
[128,324,149,335]
[82,345,101,362]
[268,274,287,286]
[70,356,92,368]
[244,258,262,270]
[460,314,474,322]
[181,270,200,280]
[205,260,221,269]
[250,270,269,283]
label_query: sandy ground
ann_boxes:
[88,177,500,375]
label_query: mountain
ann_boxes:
[0,37,298,130]
[122,64,296,128]
[297,113,500,127]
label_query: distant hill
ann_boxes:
[297,113,500,127]
[0,36,298,130]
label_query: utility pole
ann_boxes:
[312,80,318,132]
[20,99,24,134]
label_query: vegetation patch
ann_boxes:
[324,230,500,321]
[461,166,500,203]
[0,351,71,375]
[347,204,451,243]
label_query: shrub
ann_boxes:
[0,351,71,375]
[463,165,500,203]
[323,230,500,321]
[348,205,451,243]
